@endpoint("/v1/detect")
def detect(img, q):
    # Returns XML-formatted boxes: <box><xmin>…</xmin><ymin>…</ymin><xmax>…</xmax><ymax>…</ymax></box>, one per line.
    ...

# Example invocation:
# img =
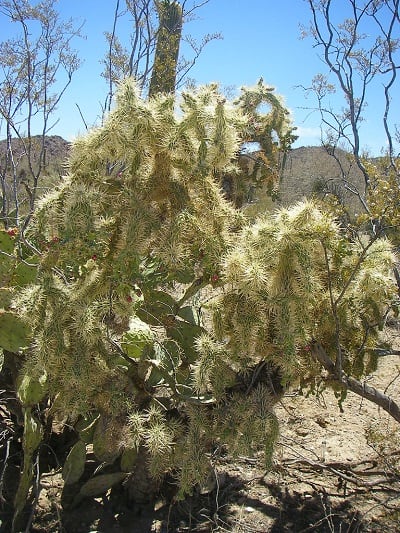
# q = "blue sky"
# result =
<box><xmin>4</xmin><ymin>0</ymin><xmax>399</xmax><ymax>154</ymax></box>
<box><xmin>53</xmin><ymin>0</ymin><xmax>326</xmax><ymax>146</ymax></box>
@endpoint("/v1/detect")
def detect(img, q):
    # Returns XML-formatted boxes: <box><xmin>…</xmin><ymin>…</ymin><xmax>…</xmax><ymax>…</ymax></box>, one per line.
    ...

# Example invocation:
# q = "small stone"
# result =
<box><xmin>296</xmin><ymin>427</ymin><xmax>309</xmax><ymax>437</ymax></box>
<box><xmin>315</xmin><ymin>416</ymin><xmax>328</xmax><ymax>428</ymax></box>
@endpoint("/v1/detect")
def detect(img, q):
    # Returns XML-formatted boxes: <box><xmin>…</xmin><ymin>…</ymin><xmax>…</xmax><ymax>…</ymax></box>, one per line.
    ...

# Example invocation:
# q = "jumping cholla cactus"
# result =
<box><xmin>8</xmin><ymin>78</ymin><xmax>294</xmax><ymax>513</ymax></box>
<box><xmin>8</xmin><ymin>77</ymin><xmax>397</xmax><ymax>522</ymax></box>
<box><xmin>213</xmin><ymin>202</ymin><xmax>397</xmax><ymax>384</ymax></box>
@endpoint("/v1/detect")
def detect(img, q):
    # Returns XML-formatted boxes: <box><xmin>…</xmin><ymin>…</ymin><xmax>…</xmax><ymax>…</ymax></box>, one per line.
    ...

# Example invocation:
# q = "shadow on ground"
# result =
<box><xmin>0</xmin><ymin>465</ymin><xmax>392</xmax><ymax>532</ymax></box>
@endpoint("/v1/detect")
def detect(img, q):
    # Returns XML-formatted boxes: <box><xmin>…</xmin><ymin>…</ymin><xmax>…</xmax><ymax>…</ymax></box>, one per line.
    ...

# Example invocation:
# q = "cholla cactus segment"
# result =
<box><xmin>192</xmin><ymin>333</ymin><xmax>236</xmax><ymax>397</ymax></box>
<box><xmin>149</xmin><ymin>0</ymin><xmax>182</xmax><ymax>96</ymax></box>
<box><xmin>217</xmin><ymin>200</ymin><xmax>397</xmax><ymax>384</ymax></box>
<box><xmin>235</xmin><ymin>77</ymin><xmax>296</xmax><ymax>150</ymax></box>
<box><xmin>62</xmin><ymin>440</ymin><xmax>87</xmax><ymax>485</ymax></box>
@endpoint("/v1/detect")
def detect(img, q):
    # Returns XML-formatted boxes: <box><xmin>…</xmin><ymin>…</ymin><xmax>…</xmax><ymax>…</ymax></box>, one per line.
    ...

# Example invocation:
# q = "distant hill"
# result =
<box><xmin>243</xmin><ymin>145</ymin><xmax>368</xmax><ymax>217</ymax></box>
<box><xmin>0</xmin><ymin>135</ymin><xmax>70</xmax><ymax>223</ymax></box>
<box><xmin>280</xmin><ymin>146</ymin><xmax>367</xmax><ymax>214</ymax></box>
<box><xmin>0</xmin><ymin>135</ymin><xmax>70</xmax><ymax>177</ymax></box>
<box><xmin>40</xmin><ymin>135</ymin><xmax>71</xmax><ymax>168</ymax></box>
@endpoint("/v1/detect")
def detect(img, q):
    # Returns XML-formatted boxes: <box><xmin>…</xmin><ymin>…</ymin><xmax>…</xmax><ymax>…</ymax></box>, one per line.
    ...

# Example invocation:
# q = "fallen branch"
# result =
<box><xmin>279</xmin><ymin>437</ymin><xmax>399</xmax><ymax>489</ymax></box>
<box><xmin>281</xmin><ymin>457</ymin><xmax>398</xmax><ymax>488</ymax></box>
<box><xmin>374</xmin><ymin>348</ymin><xmax>400</xmax><ymax>357</ymax></box>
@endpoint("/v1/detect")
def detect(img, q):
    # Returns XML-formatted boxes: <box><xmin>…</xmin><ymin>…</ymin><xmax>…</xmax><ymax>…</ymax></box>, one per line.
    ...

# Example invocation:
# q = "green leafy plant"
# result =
<box><xmin>0</xmin><ymin>228</ymin><xmax>37</xmax><ymax>354</ymax></box>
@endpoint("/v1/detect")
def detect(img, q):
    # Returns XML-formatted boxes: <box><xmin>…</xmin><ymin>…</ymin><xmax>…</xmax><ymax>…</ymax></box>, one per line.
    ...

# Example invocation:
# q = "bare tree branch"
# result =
<box><xmin>304</xmin><ymin>0</ymin><xmax>400</xmax><ymax>187</ymax></box>
<box><xmin>0</xmin><ymin>0</ymin><xmax>82</xmax><ymax>231</ymax></box>
<box><xmin>311</xmin><ymin>340</ymin><xmax>400</xmax><ymax>424</ymax></box>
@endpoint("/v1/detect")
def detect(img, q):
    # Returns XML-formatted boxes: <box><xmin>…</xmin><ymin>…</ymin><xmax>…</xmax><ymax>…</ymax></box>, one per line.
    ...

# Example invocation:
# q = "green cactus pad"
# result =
<box><xmin>0</xmin><ymin>254</ymin><xmax>15</xmax><ymax>285</ymax></box>
<box><xmin>160</xmin><ymin>339</ymin><xmax>182</xmax><ymax>370</ymax></box>
<box><xmin>136</xmin><ymin>290</ymin><xmax>178</xmax><ymax>326</ymax></box>
<box><xmin>121</xmin><ymin>316</ymin><xmax>154</xmax><ymax>358</ymax></box>
<box><xmin>13</xmin><ymin>408</ymin><xmax>43</xmax><ymax>531</ymax></box>
<box><xmin>13</xmin><ymin>256</ymin><xmax>39</xmax><ymax>287</ymax></box>
<box><xmin>62</xmin><ymin>440</ymin><xmax>87</xmax><ymax>485</ymax></box>
<box><xmin>146</xmin><ymin>362</ymin><xmax>166</xmax><ymax>387</ymax></box>
<box><xmin>0</xmin><ymin>230</ymin><xmax>15</xmax><ymax>254</ymax></box>
<box><xmin>175</xmin><ymin>365</ymin><xmax>191</xmax><ymax>385</ymax></box>
<box><xmin>76</xmin><ymin>414</ymin><xmax>100</xmax><ymax>444</ymax></box>
<box><xmin>177</xmin><ymin>305</ymin><xmax>198</xmax><ymax>325</ymax></box>
<box><xmin>167</xmin><ymin>319</ymin><xmax>206</xmax><ymax>363</ymax></box>
<box><xmin>92</xmin><ymin>416</ymin><xmax>123</xmax><ymax>463</ymax></box>
<box><xmin>0</xmin><ymin>311</ymin><xmax>31</xmax><ymax>352</ymax></box>
<box><xmin>23</xmin><ymin>408</ymin><xmax>43</xmax><ymax>455</ymax></box>
<box><xmin>174</xmin><ymin>268</ymin><xmax>195</xmax><ymax>284</ymax></box>
<box><xmin>120</xmin><ymin>447</ymin><xmax>138</xmax><ymax>472</ymax></box>
<box><xmin>79</xmin><ymin>472</ymin><xmax>127</xmax><ymax>498</ymax></box>
<box><xmin>0</xmin><ymin>288</ymin><xmax>13</xmax><ymax>309</ymax></box>
<box><xmin>17</xmin><ymin>371</ymin><xmax>47</xmax><ymax>406</ymax></box>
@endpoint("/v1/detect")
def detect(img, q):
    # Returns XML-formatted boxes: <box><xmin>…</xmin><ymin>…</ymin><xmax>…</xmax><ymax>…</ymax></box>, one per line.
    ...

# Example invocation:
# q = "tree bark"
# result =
<box><xmin>311</xmin><ymin>340</ymin><xmax>400</xmax><ymax>424</ymax></box>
